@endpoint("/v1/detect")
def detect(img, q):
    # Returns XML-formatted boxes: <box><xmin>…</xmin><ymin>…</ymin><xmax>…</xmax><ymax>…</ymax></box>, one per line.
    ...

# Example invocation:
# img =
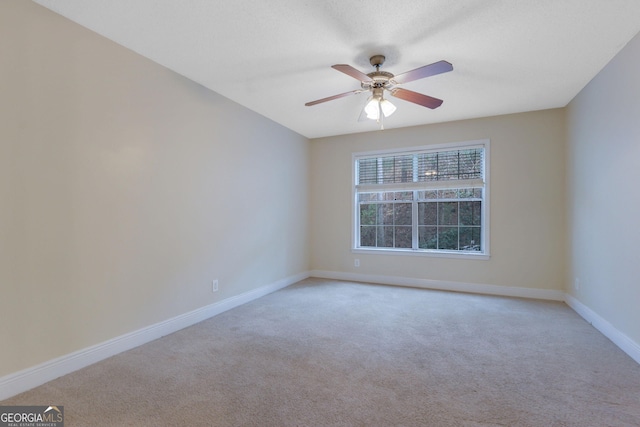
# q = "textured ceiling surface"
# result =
<box><xmin>33</xmin><ymin>0</ymin><xmax>640</xmax><ymax>139</ymax></box>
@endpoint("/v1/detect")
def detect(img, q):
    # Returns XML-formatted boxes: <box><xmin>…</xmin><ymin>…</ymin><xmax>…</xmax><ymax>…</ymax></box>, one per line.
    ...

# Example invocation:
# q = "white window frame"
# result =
<box><xmin>352</xmin><ymin>139</ymin><xmax>490</xmax><ymax>260</ymax></box>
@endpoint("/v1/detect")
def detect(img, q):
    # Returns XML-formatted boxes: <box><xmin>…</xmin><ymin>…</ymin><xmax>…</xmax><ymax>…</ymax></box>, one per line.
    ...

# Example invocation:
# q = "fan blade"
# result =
<box><xmin>390</xmin><ymin>88</ymin><xmax>443</xmax><ymax>109</ymax></box>
<box><xmin>392</xmin><ymin>60</ymin><xmax>453</xmax><ymax>84</ymax></box>
<box><xmin>305</xmin><ymin>90</ymin><xmax>362</xmax><ymax>106</ymax></box>
<box><xmin>331</xmin><ymin>64</ymin><xmax>374</xmax><ymax>83</ymax></box>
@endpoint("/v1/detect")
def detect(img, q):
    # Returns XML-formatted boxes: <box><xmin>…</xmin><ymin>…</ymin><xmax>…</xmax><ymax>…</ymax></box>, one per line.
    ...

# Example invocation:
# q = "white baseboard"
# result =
<box><xmin>0</xmin><ymin>271</ymin><xmax>309</xmax><ymax>401</ymax></box>
<box><xmin>310</xmin><ymin>270</ymin><xmax>565</xmax><ymax>301</ymax></box>
<box><xmin>564</xmin><ymin>294</ymin><xmax>640</xmax><ymax>365</ymax></box>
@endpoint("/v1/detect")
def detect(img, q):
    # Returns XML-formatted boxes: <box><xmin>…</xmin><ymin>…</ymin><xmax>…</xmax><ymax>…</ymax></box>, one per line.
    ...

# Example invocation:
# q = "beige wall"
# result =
<box><xmin>0</xmin><ymin>2</ymin><xmax>309</xmax><ymax>376</ymax></box>
<box><xmin>566</xmin><ymin>32</ymin><xmax>640</xmax><ymax>345</ymax></box>
<box><xmin>310</xmin><ymin>109</ymin><xmax>566</xmax><ymax>292</ymax></box>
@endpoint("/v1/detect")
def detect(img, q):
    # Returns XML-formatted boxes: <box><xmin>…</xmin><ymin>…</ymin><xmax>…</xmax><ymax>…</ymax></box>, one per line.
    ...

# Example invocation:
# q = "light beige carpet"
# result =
<box><xmin>3</xmin><ymin>278</ymin><xmax>640</xmax><ymax>426</ymax></box>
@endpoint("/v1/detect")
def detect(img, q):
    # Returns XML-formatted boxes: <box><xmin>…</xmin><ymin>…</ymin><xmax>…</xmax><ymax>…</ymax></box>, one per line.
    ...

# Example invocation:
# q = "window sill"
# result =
<box><xmin>351</xmin><ymin>247</ymin><xmax>490</xmax><ymax>260</ymax></box>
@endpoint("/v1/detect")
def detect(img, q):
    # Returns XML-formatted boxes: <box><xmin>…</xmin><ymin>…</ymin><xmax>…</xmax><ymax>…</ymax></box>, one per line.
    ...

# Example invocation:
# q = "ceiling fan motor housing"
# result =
<box><xmin>366</xmin><ymin>71</ymin><xmax>394</xmax><ymax>86</ymax></box>
<box><xmin>364</xmin><ymin>55</ymin><xmax>395</xmax><ymax>89</ymax></box>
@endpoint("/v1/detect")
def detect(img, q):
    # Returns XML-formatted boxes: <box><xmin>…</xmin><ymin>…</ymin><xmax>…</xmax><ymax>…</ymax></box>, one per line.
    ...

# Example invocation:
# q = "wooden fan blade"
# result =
<box><xmin>390</xmin><ymin>88</ymin><xmax>443</xmax><ymax>109</ymax></box>
<box><xmin>331</xmin><ymin>64</ymin><xmax>374</xmax><ymax>83</ymax></box>
<box><xmin>392</xmin><ymin>60</ymin><xmax>453</xmax><ymax>84</ymax></box>
<box><xmin>305</xmin><ymin>90</ymin><xmax>362</xmax><ymax>106</ymax></box>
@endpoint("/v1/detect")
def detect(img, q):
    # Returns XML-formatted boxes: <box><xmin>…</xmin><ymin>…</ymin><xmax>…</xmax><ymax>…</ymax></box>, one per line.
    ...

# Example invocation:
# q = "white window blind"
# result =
<box><xmin>356</xmin><ymin>147</ymin><xmax>484</xmax><ymax>187</ymax></box>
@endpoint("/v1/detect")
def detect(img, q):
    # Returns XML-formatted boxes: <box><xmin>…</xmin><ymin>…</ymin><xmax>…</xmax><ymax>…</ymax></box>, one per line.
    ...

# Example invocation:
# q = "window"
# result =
<box><xmin>353</xmin><ymin>140</ymin><xmax>489</xmax><ymax>258</ymax></box>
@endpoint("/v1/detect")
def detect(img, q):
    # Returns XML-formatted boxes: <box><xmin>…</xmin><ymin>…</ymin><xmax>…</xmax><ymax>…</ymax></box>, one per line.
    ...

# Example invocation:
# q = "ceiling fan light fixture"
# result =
<box><xmin>380</xmin><ymin>98</ymin><xmax>396</xmax><ymax>117</ymax></box>
<box><xmin>364</xmin><ymin>96</ymin><xmax>381</xmax><ymax>120</ymax></box>
<box><xmin>364</xmin><ymin>92</ymin><xmax>396</xmax><ymax>121</ymax></box>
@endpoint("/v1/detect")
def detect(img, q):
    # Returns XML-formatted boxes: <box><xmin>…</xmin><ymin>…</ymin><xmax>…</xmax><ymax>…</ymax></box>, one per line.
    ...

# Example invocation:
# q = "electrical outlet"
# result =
<box><xmin>212</xmin><ymin>279</ymin><xmax>219</xmax><ymax>292</ymax></box>
<box><xmin>574</xmin><ymin>278</ymin><xmax>580</xmax><ymax>291</ymax></box>
<box><xmin>354</xmin><ymin>259</ymin><xmax>360</xmax><ymax>267</ymax></box>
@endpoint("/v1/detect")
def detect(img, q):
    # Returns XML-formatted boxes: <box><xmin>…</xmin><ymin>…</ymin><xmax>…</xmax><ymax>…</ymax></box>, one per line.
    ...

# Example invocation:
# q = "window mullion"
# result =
<box><xmin>412</xmin><ymin>156</ymin><xmax>418</xmax><ymax>250</ymax></box>
<box><xmin>457</xmin><ymin>201</ymin><xmax>461</xmax><ymax>250</ymax></box>
<box><xmin>412</xmin><ymin>193</ymin><xmax>418</xmax><ymax>250</ymax></box>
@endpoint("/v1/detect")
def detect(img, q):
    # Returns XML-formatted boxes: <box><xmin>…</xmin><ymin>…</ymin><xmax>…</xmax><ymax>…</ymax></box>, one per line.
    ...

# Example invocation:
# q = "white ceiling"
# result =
<box><xmin>33</xmin><ymin>0</ymin><xmax>640</xmax><ymax>139</ymax></box>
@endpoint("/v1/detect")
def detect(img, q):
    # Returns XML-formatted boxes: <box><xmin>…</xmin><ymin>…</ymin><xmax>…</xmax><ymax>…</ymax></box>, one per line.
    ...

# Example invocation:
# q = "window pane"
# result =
<box><xmin>417</xmin><ymin>148</ymin><xmax>483</xmax><ymax>182</ymax></box>
<box><xmin>378</xmin><ymin>204</ymin><xmax>394</xmax><ymax>225</ymax></box>
<box><xmin>417</xmin><ymin>153</ymin><xmax>439</xmax><ymax>181</ymax></box>
<box><xmin>379</xmin><ymin>191</ymin><xmax>413</xmax><ymax>201</ymax></box>
<box><xmin>395</xmin><ymin>203</ymin><xmax>412</xmax><ymax>225</ymax></box>
<box><xmin>459</xmin><ymin>189</ymin><xmax>474</xmax><ymax>198</ymax></box>
<box><xmin>417</xmin><ymin>190</ymin><xmax>438</xmax><ymax>200</ymax></box>
<box><xmin>459</xmin><ymin>201</ymin><xmax>481</xmax><ymax>226</ymax></box>
<box><xmin>380</xmin><ymin>158</ymin><xmax>395</xmax><ymax>183</ymax></box>
<box><xmin>378</xmin><ymin>226</ymin><xmax>394</xmax><ymax>248</ymax></box>
<box><xmin>418</xmin><ymin>226</ymin><xmax>437</xmax><ymax>249</ymax></box>
<box><xmin>458</xmin><ymin>188</ymin><xmax>483</xmax><ymax>199</ymax></box>
<box><xmin>381</xmin><ymin>155</ymin><xmax>413</xmax><ymax>184</ymax></box>
<box><xmin>395</xmin><ymin>226</ymin><xmax>413</xmax><ymax>248</ymax></box>
<box><xmin>438</xmin><ymin>189</ymin><xmax>458</xmax><ymax>199</ymax></box>
<box><xmin>438</xmin><ymin>227</ymin><xmax>459</xmax><ymax>250</ymax></box>
<box><xmin>459</xmin><ymin>149</ymin><xmax>483</xmax><ymax>179</ymax></box>
<box><xmin>360</xmin><ymin>226</ymin><xmax>376</xmax><ymax>247</ymax></box>
<box><xmin>438</xmin><ymin>153</ymin><xmax>459</xmax><ymax>180</ymax></box>
<box><xmin>358</xmin><ymin>193</ymin><xmax>379</xmax><ymax>202</ymax></box>
<box><xmin>438</xmin><ymin>202</ymin><xmax>458</xmax><ymax>225</ymax></box>
<box><xmin>394</xmin><ymin>191</ymin><xmax>413</xmax><ymax>201</ymax></box>
<box><xmin>358</xmin><ymin>158</ymin><xmax>378</xmax><ymax>184</ymax></box>
<box><xmin>460</xmin><ymin>227</ymin><xmax>481</xmax><ymax>251</ymax></box>
<box><xmin>360</xmin><ymin>204</ymin><xmax>376</xmax><ymax>226</ymax></box>
<box><xmin>418</xmin><ymin>202</ymin><xmax>437</xmax><ymax>225</ymax></box>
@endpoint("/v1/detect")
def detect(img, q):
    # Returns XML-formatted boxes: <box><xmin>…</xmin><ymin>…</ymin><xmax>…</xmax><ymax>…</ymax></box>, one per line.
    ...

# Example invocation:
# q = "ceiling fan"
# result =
<box><xmin>305</xmin><ymin>55</ymin><xmax>453</xmax><ymax>124</ymax></box>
